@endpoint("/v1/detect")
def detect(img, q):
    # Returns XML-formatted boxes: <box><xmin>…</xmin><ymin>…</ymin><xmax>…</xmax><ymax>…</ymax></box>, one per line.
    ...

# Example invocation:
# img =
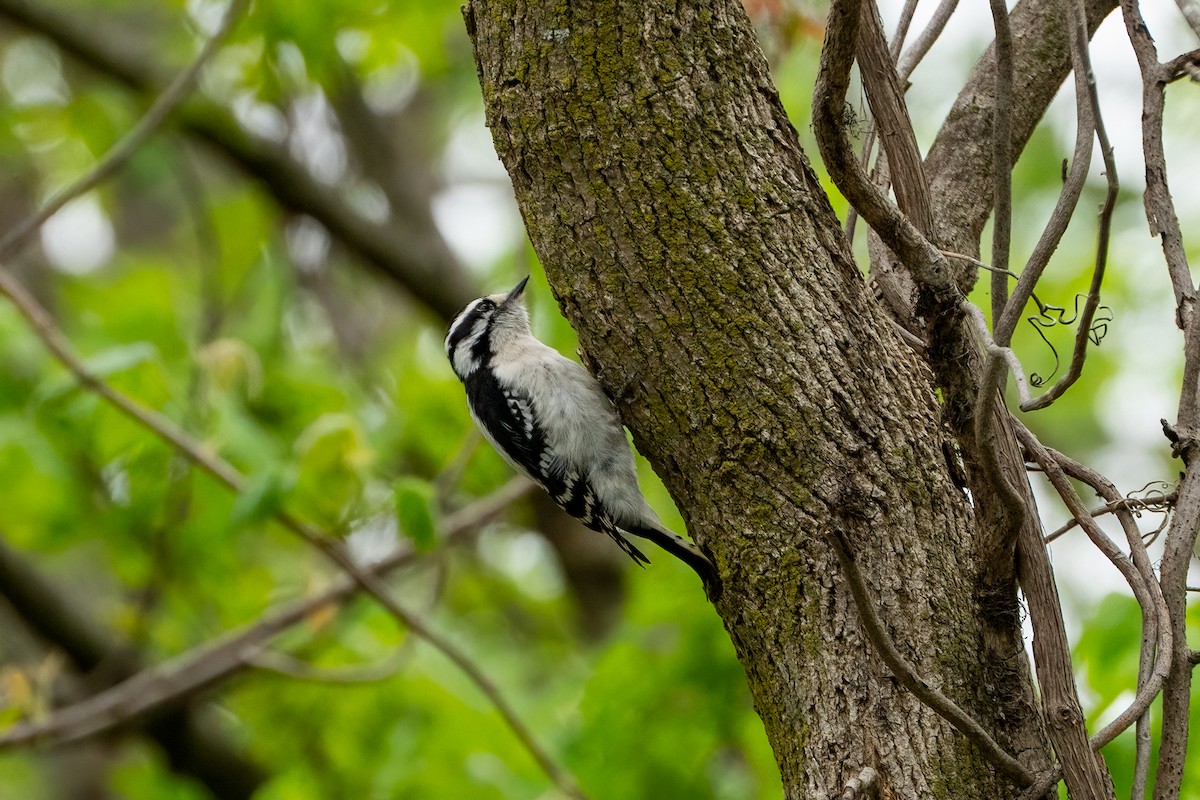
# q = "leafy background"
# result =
<box><xmin>0</xmin><ymin>0</ymin><xmax>1195</xmax><ymax>797</ymax></box>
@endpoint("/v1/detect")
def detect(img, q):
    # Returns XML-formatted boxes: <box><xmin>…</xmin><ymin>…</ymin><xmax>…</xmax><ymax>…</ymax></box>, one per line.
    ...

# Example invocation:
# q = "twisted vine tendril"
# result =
<box><xmin>1027</xmin><ymin>293</ymin><xmax>1114</xmax><ymax>386</ymax></box>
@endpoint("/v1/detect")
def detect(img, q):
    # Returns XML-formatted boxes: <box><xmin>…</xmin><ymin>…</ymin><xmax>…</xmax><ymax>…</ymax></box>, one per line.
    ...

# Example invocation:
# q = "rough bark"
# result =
<box><xmin>467</xmin><ymin>1</ymin><xmax>1046</xmax><ymax>796</ymax></box>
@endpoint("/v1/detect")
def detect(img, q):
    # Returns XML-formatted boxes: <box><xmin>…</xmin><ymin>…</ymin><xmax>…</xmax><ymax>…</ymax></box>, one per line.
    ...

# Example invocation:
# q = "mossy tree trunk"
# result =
<box><xmin>467</xmin><ymin>1</ymin><xmax>1050</xmax><ymax>796</ymax></box>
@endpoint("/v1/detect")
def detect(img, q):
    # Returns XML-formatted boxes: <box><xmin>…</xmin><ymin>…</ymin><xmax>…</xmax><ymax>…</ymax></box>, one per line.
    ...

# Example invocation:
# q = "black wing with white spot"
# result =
<box><xmin>465</xmin><ymin>369</ymin><xmax>547</xmax><ymax>480</ymax></box>
<box><xmin>463</xmin><ymin>370</ymin><xmax>650</xmax><ymax>567</ymax></box>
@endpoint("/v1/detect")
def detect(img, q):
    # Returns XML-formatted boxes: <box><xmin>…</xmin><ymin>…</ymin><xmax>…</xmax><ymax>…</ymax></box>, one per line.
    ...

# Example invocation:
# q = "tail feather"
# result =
<box><xmin>610</xmin><ymin>529</ymin><xmax>651</xmax><ymax>567</ymax></box>
<box><xmin>622</xmin><ymin>521</ymin><xmax>721</xmax><ymax>598</ymax></box>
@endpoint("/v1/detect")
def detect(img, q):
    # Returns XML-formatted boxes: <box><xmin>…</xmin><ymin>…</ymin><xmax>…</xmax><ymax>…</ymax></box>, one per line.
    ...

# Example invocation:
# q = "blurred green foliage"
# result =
<box><xmin>0</xmin><ymin>0</ymin><xmax>1195</xmax><ymax>797</ymax></box>
<box><xmin>0</xmin><ymin>0</ymin><xmax>783</xmax><ymax>797</ymax></box>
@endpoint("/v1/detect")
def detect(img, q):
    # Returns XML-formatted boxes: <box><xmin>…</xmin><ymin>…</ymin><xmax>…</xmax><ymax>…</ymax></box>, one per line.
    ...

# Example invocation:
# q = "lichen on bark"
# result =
<box><xmin>466</xmin><ymin>1</ymin><xmax>1048</xmax><ymax>796</ymax></box>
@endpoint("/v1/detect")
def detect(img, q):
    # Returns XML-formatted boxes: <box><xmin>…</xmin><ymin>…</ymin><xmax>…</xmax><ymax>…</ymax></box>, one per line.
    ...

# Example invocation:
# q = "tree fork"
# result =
<box><xmin>466</xmin><ymin>1</ymin><xmax>1047</xmax><ymax>796</ymax></box>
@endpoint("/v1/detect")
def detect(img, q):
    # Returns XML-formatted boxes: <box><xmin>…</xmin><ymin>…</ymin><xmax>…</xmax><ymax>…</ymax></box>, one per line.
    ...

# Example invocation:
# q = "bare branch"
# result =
<box><xmin>1017</xmin><ymin>425</ymin><xmax>1172</xmax><ymax>714</ymax></box>
<box><xmin>1162</xmin><ymin>48</ymin><xmax>1200</xmax><ymax>82</ymax></box>
<box><xmin>1016</xmin><ymin>3</ymin><xmax>1118</xmax><ymax>411</ymax></box>
<box><xmin>813</xmin><ymin>0</ymin><xmax>953</xmax><ymax>282</ymax></box>
<box><xmin>0</xmin><ymin>532</ymin><xmax>266</xmax><ymax>797</ymax></box>
<box><xmin>0</xmin><ymin>255</ymin><xmax>581</xmax><ymax>796</ymax></box>
<box><xmin>0</xmin><ymin>0</ymin><xmax>479</xmax><ymax>320</ymax></box>
<box><xmin>925</xmin><ymin>0</ymin><xmax>1116</xmax><ymax>260</ymax></box>
<box><xmin>993</xmin><ymin>10</ymin><xmax>1097</xmax><ymax>348</ymax></box>
<box><xmin>987</xmin><ymin>0</ymin><xmax>1015</xmax><ymax>321</ymax></box>
<box><xmin>1003</xmin><ymin>450</ymin><xmax>1115</xmax><ymax>796</ymax></box>
<box><xmin>1154</xmin><ymin>433</ymin><xmax>1200</xmax><ymax>795</ymax></box>
<box><xmin>889</xmin><ymin>0</ymin><xmax>920</xmax><ymax>57</ymax></box>
<box><xmin>1119</xmin><ymin>0</ymin><xmax>1194</xmax><ymax>323</ymax></box>
<box><xmin>1173</xmin><ymin>0</ymin><xmax>1200</xmax><ymax>43</ymax></box>
<box><xmin>1113</xmin><ymin>6</ymin><xmax>1200</xmax><ymax>795</ymax></box>
<box><xmin>1044</xmin><ymin>445</ymin><xmax>1172</xmax><ymax>800</ymax></box>
<box><xmin>823</xmin><ymin>527</ymin><xmax>1036</xmax><ymax>786</ymax></box>
<box><xmin>0</xmin><ymin>480</ymin><xmax>530</xmax><ymax>748</ymax></box>
<box><xmin>249</xmin><ymin>648</ymin><xmax>412</xmax><ymax>684</ymax></box>
<box><xmin>856</xmin><ymin>0</ymin><xmax>933</xmax><ymax>233</ymax></box>
<box><xmin>896</xmin><ymin>0</ymin><xmax>961</xmax><ymax>81</ymax></box>
<box><xmin>0</xmin><ymin>0</ymin><xmax>249</xmax><ymax>260</ymax></box>
<box><xmin>1043</xmin><ymin>489</ymin><xmax>1176</xmax><ymax>544</ymax></box>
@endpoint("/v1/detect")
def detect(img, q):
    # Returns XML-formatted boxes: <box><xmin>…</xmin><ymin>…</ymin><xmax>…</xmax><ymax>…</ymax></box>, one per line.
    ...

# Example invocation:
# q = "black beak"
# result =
<box><xmin>503</xmin><ymin>276</ymin><xmax>530</xmax><ymax>304</ymax></box>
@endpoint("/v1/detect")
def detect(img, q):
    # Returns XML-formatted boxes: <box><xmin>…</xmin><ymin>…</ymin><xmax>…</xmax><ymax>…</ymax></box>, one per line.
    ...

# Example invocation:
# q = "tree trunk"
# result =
<box><xmin>466</xmin><ymin>1</ymin><xmax>1048</xmax><ymax>796</ymax></box>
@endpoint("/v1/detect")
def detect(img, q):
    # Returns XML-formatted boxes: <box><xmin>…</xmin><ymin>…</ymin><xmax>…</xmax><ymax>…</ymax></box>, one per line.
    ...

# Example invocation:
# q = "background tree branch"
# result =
<box><xmin>0</xmin><ymin>0</ymin><xmax>477</xmax><ymax>320</ymax></box>
<box><xmin>0</xmin><ymin>532</ymin><xmax>266</xmax><ymax>799</ymax></box>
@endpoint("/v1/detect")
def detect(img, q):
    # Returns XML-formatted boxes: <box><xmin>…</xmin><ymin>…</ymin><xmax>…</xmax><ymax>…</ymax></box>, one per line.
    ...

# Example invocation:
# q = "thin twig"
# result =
<box><xmin>0</xmin><ymin>269</ymin><xmax>580</xmax><ymax>796</ymax></box>
<box><xmin>0</xmin><ymin>529</ymin><xmax>267</xmax><ymax>793</ymax></box>
<box><xmin>987</xmin><ymin>423</ymin><xmax>1114</xmax><ymax>797</ymax></box>
<box><xmin>987</xmin><ymin>0</ymin><xmax>1014</xmax><ymax>322</ymax></box>
<box><xmin>0</xmin><ymin>0</ymin><xmax>250</xmax><ymax>261</ymax></box>
<box><xmin>1120</xmin><ymin>2</ymin><xmax>1200</xmax><ymax>795</ymax></box>
<box><xmin>1017</xmin><ymin>0</ymin><xmax>1118</xmax><ymax>411</ymax></box>
<box><xmin>889</xmin><ymin>0</ymin><xmax>920</xmax><ymax>58</ymax></box>
<box><xmin>0</xmin><ymin>480</ymin><xmax>531</xmax><ymax>748</ymax></box>
<box><xmin>1162</xmin><ymin>48</ymin><xmax>1200</xmax><ymax>82</ymax></box>
<box><xmin>250</xmin><ymin>647</ymin><xmax>412</xmax><ymax>685</ymax></box>
<box><xmin>896</xmin><ymin>0</ymin><xmax>961</xmax><ymax>81</ymax></box>
<box><xmin>1043</xmin><ymin>491</ymin><xmax>1176</xmax><ymax>544</ymax></box>
<box><xmin>1015</xmin><ymin>423</ymin><xmax>1173</xmax><ymax>800</ymax></box>
<box><xmin>1120</xmin><ymin>0</ymin><xmax>1194</xmax><ymax>321</ymax></box>
<box><xmin>0</xmin><ymin>0</ymin><xmax>479</xmax><ymax>320</ymax></box>
<box><xmin>1151</xmin><ymin>411</ymin><xmax>1200</xmax><ymax>797</ymax></box>
<box><xmin>1043</xmin><ymin>442</ymin><xmax>1171</xmax><ymax>800</ymax></box>
<box><xmin>812</xmin><ymin>0</ymin><xmax>953</xmax><ymax>295</ymax></box>
<box><xmin>992</xmin><ymin>0</ymin><xmax>1097</xmax><ymax>348</ymax></box>
<box><xmin>1175</xmin><ymin>0</ymin><xmax>1200</xmax><ymax>39</ymax></box>
<box><xmin>823</xmin><ymin>527</ymin><xmax>1035</xmax><ymax>786</ymax></box>
<box><xmin>856</xmin><ymin>0</ymin><xmax>933</xmax><ymax>234</ymax></box>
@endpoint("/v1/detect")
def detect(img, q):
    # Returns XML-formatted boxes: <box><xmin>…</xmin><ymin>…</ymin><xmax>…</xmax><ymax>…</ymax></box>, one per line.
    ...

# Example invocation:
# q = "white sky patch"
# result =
<box><xmin>285</xmin><ymin>215</ymin><xmax>331</xmax><ymax>274</ymax></box>
<box><xmin>434</xmin><ymin>118</ymin><xmax>523</xmax><ymax>268</ymax></box>
<box><xmin>335</xmin><ymin>29</ymin><xmax>371</xmax><ymax>65</ymax></box>
<box><xmin>41</xmin><ymin>196</ymin><xmax>114</xmax><ymax>275</ymax></box>
<box><xmin>443</xmin><ymin>117</ymin><xmax>512</xmax><ymax>184</ymax></box>
<box><xmin>185</xmin><ymin>0</ymin><xmax>227</xmax><ymax>37</ymax></box>
<box><xmin>348</xmin><ymin>180</ymin><xmax>391</xmax><ymax>224</ymax></box>
<box><xmin>346</xmin><ymin>515</ymin><xmax>401</xmax><ymax>567</ymax></box>
<box><xmin>231</xmin><ymin>93</ymin><xmax>288</xmax><ymax>142</ymax></box>
<box><xmin>2</xmin><ymin>38</ymin><xmax>69</xmax><ymax>107</ymax></box>
<box><xmin>363</xmin><ymin>47</ymin><xmax>421</xmax><ymax>114</ymax></box>
<box><xmin>433</xmin><ymin>183</ymin><xmax>524</xmax><ymax>270</ymax></box>
<box><xmin>288</xmin><ymin>91</ymin><xmax>348</xmax><ymax>185</ymax></box>
<box><xmin>477</xmin><ymin>528</ymin><xmax>565</xmax><ymax>601</ymax></box>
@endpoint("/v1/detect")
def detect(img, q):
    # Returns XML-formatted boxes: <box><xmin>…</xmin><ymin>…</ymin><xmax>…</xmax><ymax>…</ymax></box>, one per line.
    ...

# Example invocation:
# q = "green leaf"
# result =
<box><xmin>394</xmin><ymin>477</ymin><xmax>438</xmax><ymax>552</ymax></box>
<box><xmin>292</xmin><ymin>413</ymin><xmax>371</xmax><ymax>526</ymax></box>
<box><xmin>230</xmin><ymin>468</ymin><xmax>295</xmax><ymax>528</ymax></box>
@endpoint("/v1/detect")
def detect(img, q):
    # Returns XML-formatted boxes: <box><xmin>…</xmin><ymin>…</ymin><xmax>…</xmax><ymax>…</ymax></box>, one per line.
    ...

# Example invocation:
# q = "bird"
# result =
<box><xmin>444</xmin><ymin>277</ymin><xmax>720</xmax><ymax>597</ymax></box>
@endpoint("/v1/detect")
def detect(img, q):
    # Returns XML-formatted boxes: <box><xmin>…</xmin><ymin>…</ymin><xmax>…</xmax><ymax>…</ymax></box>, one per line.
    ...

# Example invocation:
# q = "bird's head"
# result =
<box><xmin>444</xmin><ymin>276</ymin><xmax>530</xmax><ymax>379</ymax></box>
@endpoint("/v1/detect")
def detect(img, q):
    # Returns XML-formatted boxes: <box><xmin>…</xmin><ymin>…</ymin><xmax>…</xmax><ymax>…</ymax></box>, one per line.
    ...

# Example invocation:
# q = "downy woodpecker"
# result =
<box><xmin>445</xmin><ymin>278</ymin><xmax>719</xmax><ymax>595</ymax></box>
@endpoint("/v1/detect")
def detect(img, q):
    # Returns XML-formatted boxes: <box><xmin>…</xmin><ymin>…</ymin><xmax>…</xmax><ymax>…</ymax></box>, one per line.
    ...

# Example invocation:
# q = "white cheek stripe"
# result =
<box><xmin>453</xmin><ymin>347</ymin><xmax>478</xmax><ymax>377</ymax></box>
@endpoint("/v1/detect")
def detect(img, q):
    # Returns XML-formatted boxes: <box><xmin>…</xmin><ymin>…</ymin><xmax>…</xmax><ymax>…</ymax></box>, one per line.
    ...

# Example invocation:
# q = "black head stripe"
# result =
<box><xmin>445</xmin><ymin>299</ymin><xmax>491</xmax><ymax>358</ymax></box>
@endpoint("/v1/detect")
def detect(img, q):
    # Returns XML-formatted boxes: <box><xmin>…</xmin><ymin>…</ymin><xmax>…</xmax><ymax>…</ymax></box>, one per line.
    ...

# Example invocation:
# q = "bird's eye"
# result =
<box><xmin>478</xmin><ymin>300</ymin><xmax>496</xmax><ymax>312</ymax></box>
